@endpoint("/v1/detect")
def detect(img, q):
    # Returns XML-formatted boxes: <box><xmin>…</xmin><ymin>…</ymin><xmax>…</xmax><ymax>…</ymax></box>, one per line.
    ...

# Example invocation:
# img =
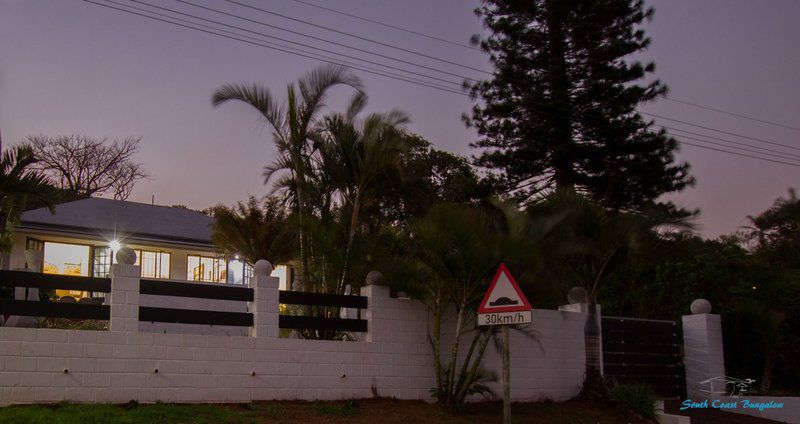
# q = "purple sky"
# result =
<box><xmin>2</xmin><ymin>0</ymin><xmax>799</xmax><ymax>238</ymax></box>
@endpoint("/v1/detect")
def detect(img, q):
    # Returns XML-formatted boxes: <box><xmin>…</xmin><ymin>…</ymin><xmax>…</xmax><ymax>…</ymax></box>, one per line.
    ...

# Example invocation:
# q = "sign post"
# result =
<box><xmin>478</xmin><ymin>263</ymin><xmax>531</xmax><ymax>424</ymax></box>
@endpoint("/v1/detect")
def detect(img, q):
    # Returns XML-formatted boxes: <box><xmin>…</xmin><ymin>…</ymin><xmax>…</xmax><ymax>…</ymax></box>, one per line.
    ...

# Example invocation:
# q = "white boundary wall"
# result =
<box><xmin>0</xmin><ymin>264</ymin><xmax>586</xmax><ymax>405</ymax></box>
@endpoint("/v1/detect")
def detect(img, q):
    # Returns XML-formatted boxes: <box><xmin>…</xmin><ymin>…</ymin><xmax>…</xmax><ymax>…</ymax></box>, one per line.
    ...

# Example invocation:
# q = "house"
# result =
<box><xmin>3</xmin><ymin>197</ymin><xmax>289</xmax><ymax>299</ymax></box>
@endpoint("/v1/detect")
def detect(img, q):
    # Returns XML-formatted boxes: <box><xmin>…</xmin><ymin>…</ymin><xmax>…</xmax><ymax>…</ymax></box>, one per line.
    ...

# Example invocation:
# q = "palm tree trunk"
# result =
<box><xmin>339</xmin><ymin>189</ymin><xmax>362</xmax><ymax>294</ymax></box>
<box><xmin>582</xmin><ymin>301</ymin><xmax>606</xmax><ymax>399</ymax></box>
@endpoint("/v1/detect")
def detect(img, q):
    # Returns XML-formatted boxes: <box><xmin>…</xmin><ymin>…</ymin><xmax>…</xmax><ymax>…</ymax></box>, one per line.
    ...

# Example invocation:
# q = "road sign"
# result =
<box><xmin>478</xmin><ymin>263</ymin><xmax>532</xmax><ymax>327</ymax></box>
<box><xmin>477</xmin><ymin>263</ymin><xmax>531</xmax><ymax>424</ymax></box>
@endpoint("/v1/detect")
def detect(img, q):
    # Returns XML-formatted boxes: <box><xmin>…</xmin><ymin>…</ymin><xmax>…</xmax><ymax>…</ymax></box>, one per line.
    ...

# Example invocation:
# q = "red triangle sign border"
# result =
<box><xmin>477</xmin><ymin>262</ymin><xmax>532</xmax><ymax>314</ymax></box>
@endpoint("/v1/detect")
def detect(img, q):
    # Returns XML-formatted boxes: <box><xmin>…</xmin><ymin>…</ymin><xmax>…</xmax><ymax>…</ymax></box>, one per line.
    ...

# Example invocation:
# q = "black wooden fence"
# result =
<box><xmin>0</xmin><ymin>270</ymin><xmax>110</xmax><ymax>320</ymax></box>
<box><xmin>279</xmin><ymin>291</ymin><xmax>368</xmax><ymax>333</ymax></box>
<box><xmin>138</xmin><ymin>279</ymin><xmax>254</xmax><ymax>326</ymax></box>
<box><xmin>2</xmin><ymin>270</ymin><xmax>370</xmax><ymax>333</ymax></box>
<box><xmin>602</xmin><ymin>316</ymin><xmax>686</xmax><ymax>398</ymax></box>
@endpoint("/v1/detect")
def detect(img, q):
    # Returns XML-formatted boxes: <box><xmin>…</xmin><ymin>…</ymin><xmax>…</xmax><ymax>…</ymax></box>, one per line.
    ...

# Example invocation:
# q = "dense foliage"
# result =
<box><xmin>466</xmin><ymin>0</ymin><xmax>692</xmax><ymax>210</ymax></box>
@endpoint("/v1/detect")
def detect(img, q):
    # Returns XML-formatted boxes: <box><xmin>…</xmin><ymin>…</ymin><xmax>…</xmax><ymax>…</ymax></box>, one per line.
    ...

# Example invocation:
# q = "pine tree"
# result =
<box><xmin>466</xmin><ymin>0</ymin><xmax>693</xmax><ymax>211</ymax></box>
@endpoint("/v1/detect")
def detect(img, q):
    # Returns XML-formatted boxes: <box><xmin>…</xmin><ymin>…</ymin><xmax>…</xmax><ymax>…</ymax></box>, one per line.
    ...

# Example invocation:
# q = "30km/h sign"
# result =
<box><xmin>477</xmin><ymin>263</ymin><xmax>532</xmax><ymax>326</ymax></box>
<box><xmin>477</xmin><ymin>263</ymin><xmax>531</xmax><ymax>424</ymax></box>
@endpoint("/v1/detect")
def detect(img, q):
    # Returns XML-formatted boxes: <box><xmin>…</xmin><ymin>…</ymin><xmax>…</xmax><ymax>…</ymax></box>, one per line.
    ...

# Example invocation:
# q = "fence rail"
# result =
<box><xmin>138</xmin><ymin>306</ymin><xmax>253</xmax><ymax>327</ymax></box>
<box><xmin>279</xmin><ymin>291</ymin><xmax>368</xmax><ymax>333</ymax></box>
<box><xmin>140</xmin><ymin>279</ymin><xmax>253</xmax><ymax>301</ymax></box>
<box><xmin>0</xmin><ymin>299</ymin><xmax>109</xmax><ymax>320</ymax></box>
<box><xmin>0</xmin><ymin>269</ymin><xmax>110</xmax><ymax>293</ymax></box>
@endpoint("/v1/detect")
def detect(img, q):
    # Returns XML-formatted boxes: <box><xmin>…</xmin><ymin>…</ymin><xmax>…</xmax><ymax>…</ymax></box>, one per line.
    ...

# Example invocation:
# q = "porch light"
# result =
<box><xmin>109</xmin><ymin>239</ymin><xmax>122</xmax><ymax>252</ymax></box>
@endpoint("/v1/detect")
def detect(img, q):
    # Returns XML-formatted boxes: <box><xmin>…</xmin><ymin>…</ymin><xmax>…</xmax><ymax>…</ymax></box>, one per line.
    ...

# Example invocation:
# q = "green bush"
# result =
<box><xmin>312</xmin><ymin>400</ymin><xmax>358</xmax><ymax>417</ymax></box>
<box><xmin>609</xmin><ymin>384</ymin><xmax>656</xmax><ymax>419</ymax></box>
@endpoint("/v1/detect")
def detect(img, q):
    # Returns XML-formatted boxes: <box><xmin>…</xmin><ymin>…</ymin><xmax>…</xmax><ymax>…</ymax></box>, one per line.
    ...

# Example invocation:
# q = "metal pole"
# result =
<box><xmin>502</xmin><ymin>325</ymin><xmax>510</xmax><ymax>424</ymax></box>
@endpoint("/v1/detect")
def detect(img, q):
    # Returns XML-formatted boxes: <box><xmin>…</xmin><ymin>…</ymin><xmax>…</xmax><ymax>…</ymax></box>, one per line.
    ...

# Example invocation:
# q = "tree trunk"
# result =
<box><xmin>581</xmin><ymin>301</ymin><xmax>606</xmax><ymax>399</ymax></box>
<box><xmin>339</xmin><ymin>188</ymin><xmax>362</xmax><ymax>293</ymax></box>
<box><xmin>544</xmin><ymin>0</ymin><xmax>574</xmax><ymax>190</ymax></box>
<box><xmin>761</xmin><ymin>350</ymin><xmax>772</xmax><ymax>394</ymax></box>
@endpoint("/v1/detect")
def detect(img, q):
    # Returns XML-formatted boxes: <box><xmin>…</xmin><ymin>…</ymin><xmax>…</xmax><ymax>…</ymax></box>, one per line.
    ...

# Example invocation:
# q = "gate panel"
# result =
<box><xmin>602</xmin><ymin>316</ymin><xmax>686</xmax><ymax>398</ymax></box>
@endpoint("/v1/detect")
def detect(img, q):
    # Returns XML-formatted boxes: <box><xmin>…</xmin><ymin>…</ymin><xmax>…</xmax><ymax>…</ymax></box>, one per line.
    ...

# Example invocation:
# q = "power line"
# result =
<box><xmin>80</xmin><ymin>1</ymin><xmax>800</xmax><ymax>170</ymax></box>
<box><xmin>664</xmin><ymin>96</ymin><xmax>800</xmax><ymax>132</ymax></box>
<box><xmin>222</xmin><ymin>0</ymin><xmax>492</xmax><ymax>76</ymax></box>
<box><xmin>288</xmin><ymin>0</ymin><xmax>480</xmax><ymax>51</ymax></box>
<box><xmin>171</xmin><ymin>0</ymin><xmax>800</xmax><ymax>155</ymax></box>
<box><xmin>669</xmin><ymin>131</ymin><xmax>800</xmax><ymax>164</ymax></box>
<box><xmin>679</xmin><ymin>141</ymin><xmax>800</xmax><ymax>168</ymax></box>
<box><xmin>131</xmin><ymin>0</ymin><xmax>468</xmax><ymax>86</ymax></box>
<box><xmin>642</xmin><ymin>111</ymin><xmax>800</xmax><ymax>153</ymax></box>
<box><xmin>104</xmin><ymin>0</ymin><xmax>461</xmax><ymax>92</ymax></box>
<box><xmin>81</xmin><ymin>0</ymin><xmax>467</xmax><ymax>96</ymax></box>
<box><xmin>662</xmin><ymin>126</ymin><xmax>800</xmax><ymax>161</ymax></box>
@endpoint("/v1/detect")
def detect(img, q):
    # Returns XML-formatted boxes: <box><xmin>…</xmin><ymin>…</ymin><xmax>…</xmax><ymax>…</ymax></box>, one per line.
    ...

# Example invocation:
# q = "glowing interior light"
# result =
<box><xmin>109</xmin><ymin>240</ymin><xmax>121</xmax><ymax>252</ymax></box>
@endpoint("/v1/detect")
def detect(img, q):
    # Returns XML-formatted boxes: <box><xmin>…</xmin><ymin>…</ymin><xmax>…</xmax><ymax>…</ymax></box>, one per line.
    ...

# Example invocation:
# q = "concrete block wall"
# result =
<box><xmin>0</xmin><ymin>263</ymin><xmax>588</xmax><ymax>405</ymax></box>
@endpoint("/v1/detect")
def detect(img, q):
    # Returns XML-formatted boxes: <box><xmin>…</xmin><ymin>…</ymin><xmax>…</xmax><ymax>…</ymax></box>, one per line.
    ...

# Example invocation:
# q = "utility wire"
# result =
<box><xmin>223</xmin><ymin>0</ymin><xmax>492</xmax><ymax>76</ymax></box>
<box><xmin>679</xmin><ymin>141</ymin><xmax>800</xmax><ymax>168</ymax></box>
<box><xmin>669</xmin><ymin>131</ymin><xmax>800</xmax><ymax>164</ymax></box>
<box><xmin>664</xmin><ymin>96</ymin><xmax>800</xmax><ymax>132</ymax></box>
<box><xmin>288</xmin><ymin>0</ymin><xmax>480</xmax><ymax>51</ymax></box>
<box><xmin>81</xmin><ymin>0</ymin><xmax>467</xmax><ymax>96</ymax></box>
<box><xmin>290</xmin><ymin>0</ymin><xmax>800</xmax><ymax>133</ymax></box>
<box><xmin>641</xmin><ymin>111</ymin><xmax>800</xmax><ymax>153</ymax></box>
<box><xmin>179</xmin><ymin>0</ymin><xmax>800</xmax><ymax>154</ymax></box>
<box><xmin>130</xmin><ymin>0</ymin><xmax>466</xmax><ymax>86</ymax></box>
<box><xmin>104</xmin><ymin>0</ymin><xmax>460</xmax><ymax>92</ymax></box>
<box><xmin>80</xmin><ymin>0</ymin><xmax>800</xmax><ymax>169</ymax></box>
<box><xmin>662</xmin><ymin>126</ymin><xmax>800</xmax><ymax>161</ymax></box>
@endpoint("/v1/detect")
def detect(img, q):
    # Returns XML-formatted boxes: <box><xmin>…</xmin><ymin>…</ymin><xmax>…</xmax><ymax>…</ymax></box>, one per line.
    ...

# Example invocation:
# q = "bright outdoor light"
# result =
<box><xmin>109</xmin><ymin>240</ymin><xmax>121</xmax><ymax>252</ymax></box>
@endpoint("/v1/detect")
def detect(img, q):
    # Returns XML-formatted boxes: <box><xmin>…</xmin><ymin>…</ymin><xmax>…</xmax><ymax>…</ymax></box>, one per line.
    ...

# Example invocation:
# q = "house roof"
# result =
<box><xmin>18</xmin><ymin>198</ymin><xmax>214</xmax><ymax>247</ymax></box>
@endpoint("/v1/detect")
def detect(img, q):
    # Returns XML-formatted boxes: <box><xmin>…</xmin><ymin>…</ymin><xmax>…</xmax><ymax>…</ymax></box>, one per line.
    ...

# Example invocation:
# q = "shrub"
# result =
<box><xmin>609</xmin><ymin>384</ymin><xmax>656</xmax><ymax>419</ymax></box>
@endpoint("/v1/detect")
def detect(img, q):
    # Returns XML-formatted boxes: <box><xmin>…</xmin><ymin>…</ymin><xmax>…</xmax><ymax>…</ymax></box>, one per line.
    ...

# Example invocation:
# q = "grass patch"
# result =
<box><xmin>312</xmin><ymin>400</ymin><xmax>359</xmax><ymax>417</ymax></box>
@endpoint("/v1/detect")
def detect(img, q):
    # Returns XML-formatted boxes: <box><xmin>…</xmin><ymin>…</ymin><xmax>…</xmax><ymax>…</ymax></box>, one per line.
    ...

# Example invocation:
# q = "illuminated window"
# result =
<box><xmin>226</xmin><ymin>259</ymin><xmax>253</xmax><ymax>285</ymax></box>
<box><xmin>43</xmin><ymin>242</ymin><xmax>90</xmax><ymax>298</ymax></box>
<box><xmin>93</xmin><ymin>246</ymin><xmax>112</xmax><ymax>278</ymax></box>
<box><xmin>140</xmin><ymin>250</ymin><xmax>170</xmax><ymax>279</ymax></box>
<box><xmin>187</xmin><ymin>255</ymin><xmax>227</xmax><ymax>283</ymax></box>
<box><xmin>92</xmin><ymin>247</ymin><xmax>170</xmax><ymax>279</ymax></box>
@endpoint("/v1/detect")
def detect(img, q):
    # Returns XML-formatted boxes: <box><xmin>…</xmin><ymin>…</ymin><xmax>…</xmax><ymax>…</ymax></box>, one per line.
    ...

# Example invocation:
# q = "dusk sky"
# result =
<box><xmin>2</xmin><ymin>0</ymin><xmax>799</xmax><ymax>238</ymax></box>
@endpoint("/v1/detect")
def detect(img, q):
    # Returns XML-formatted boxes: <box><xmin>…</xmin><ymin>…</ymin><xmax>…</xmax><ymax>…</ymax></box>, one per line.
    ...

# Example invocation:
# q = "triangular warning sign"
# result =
<box><xmin>478</xmin><ymin>263</ymin><xmax>531</xmax><ymax>313</ymax></box>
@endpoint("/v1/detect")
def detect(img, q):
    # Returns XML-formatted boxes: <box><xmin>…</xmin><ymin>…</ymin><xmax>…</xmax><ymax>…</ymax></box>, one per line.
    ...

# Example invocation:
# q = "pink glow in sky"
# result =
<box><xmin>2</xmin><ymin>0</ymin><xmax>798</xmax><ymax>238</ymax></box>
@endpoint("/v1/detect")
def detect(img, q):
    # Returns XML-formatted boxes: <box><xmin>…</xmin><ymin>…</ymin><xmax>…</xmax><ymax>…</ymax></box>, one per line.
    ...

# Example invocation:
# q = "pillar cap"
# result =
<box><xmin>254</xmin><ymin>260</ymin><xmax>273</xmax><ymax>276</ymax></box>
<box><xmin>690</xmin><ymin>298</ymin><xmax>712</xmax><ymax>314</ymax></box>
<box><xmin>115</xmin><ymin>247</ymin><xmax>137</xmax><ymax>265</ymax></box>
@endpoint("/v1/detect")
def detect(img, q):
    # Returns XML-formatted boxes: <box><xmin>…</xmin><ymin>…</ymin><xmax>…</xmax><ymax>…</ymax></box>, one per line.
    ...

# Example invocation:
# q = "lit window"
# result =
<box><xmin>226</xmin><ymin>259</ymin><xmax>253</xmax><ymax>285</ymax></box>
<box><xmin>187</xmin><ymin>254</ymin><xmax>227</xmax><ymax>283</ymax></box>
<box><xmin>92</xmin><ymin>247</ymin><xmax>170</xmax><ymax>279</ymax></box>
<box><xmin>43</xmin><ymin>242</ymin><xmax>90</xmax><ymax>298</ymax></box>
<box><xmin>140</xmin><ymin>250</ymin><xmax>170</xmax><ymax>279</ymax></box>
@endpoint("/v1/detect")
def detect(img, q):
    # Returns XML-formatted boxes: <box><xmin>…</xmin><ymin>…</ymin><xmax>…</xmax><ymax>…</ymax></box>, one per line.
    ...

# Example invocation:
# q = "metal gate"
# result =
<box><xmin>601</xmin><ymin>316</ymin><xmax>686</xmax><ymax>398</ymax></box>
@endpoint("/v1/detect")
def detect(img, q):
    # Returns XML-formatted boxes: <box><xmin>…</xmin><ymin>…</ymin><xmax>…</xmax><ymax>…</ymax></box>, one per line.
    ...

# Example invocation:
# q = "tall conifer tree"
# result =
<box><xmin>466</xmin><ymin>0</ymin><xmax>693</xmax><ymax>210</ymax></box>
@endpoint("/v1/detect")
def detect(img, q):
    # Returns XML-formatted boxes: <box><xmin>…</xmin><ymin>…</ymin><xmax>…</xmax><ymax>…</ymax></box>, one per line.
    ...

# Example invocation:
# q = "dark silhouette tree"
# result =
<box><xmin>466</xmin><ymin>0</ymin><xmax>692</xmax><ymax>211</ymax></box>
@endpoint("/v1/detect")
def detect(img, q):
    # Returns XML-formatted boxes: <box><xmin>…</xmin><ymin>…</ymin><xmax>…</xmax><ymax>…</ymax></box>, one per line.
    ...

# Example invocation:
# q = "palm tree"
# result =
<box><xmin>531</xmin><ymin>190</ymin><xmax>694</xmax><ymax>399</ymax></box>
<box><xmin>211</xmin><ymin>65</ymin><xmax>363</xmax><ymax>288</ymax></box>
<box><xmin>210</xmin><ymin>196</ymin><xmax>296</xmax><ymax>266</ymax></box>
<box><xmin>315</xmin><ymin>100</ymin><xmax>410</xmax><ymax>292</ymax></box>
<box><xmin>0</xmin><ymin>140</ymin><xmax>57</xmax><ymax>253</ymax></box>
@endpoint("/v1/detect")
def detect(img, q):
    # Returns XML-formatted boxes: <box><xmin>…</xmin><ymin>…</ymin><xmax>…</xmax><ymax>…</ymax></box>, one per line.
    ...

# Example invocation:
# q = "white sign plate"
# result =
<box><xmin>478</xmin><ymin>310</ymin><xmax>532</xmax><ymax>326</ymax></box>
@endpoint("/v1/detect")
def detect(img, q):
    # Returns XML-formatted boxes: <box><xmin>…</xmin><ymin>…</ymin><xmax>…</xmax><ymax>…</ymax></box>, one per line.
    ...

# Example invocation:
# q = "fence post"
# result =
<box><xmin>359</xmin><ymin>271</ymin><xmax>390</xmax><ymax>343</ymax></box>
<box><xmin>109</xmin><ymin>247</ymin><xmax>141</xmax><ymax>332</ymax></box>
<box><xmin>682</xmin><ymin>299</ymin><xmax>725</xmax><ymax>400</ymax></box>
<box><xmin>250</xmin><ymin>260</ymin><xmax>279</xmax><ymax>338</ymax></box>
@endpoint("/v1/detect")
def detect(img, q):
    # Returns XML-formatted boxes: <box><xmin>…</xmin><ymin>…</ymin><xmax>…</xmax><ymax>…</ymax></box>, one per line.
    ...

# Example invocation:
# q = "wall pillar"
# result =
<box><xmin>359</xmin><ymin>276</ymin><xmax>390</xmax><ymax>343</ymax></box>
<box><xmin>682</xmin><ymin>299</ymin><xmax>725</xmax><ymax>400</ymax></box>
<box><xmin>250</xmin><ymin>260</ymin><xmax>279</xmax><ymax>338</ymax></box>
<box><xmin>109</xmin><ymin>262</ymin><xmax>141</xmax><ymax>332</ymax></box>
